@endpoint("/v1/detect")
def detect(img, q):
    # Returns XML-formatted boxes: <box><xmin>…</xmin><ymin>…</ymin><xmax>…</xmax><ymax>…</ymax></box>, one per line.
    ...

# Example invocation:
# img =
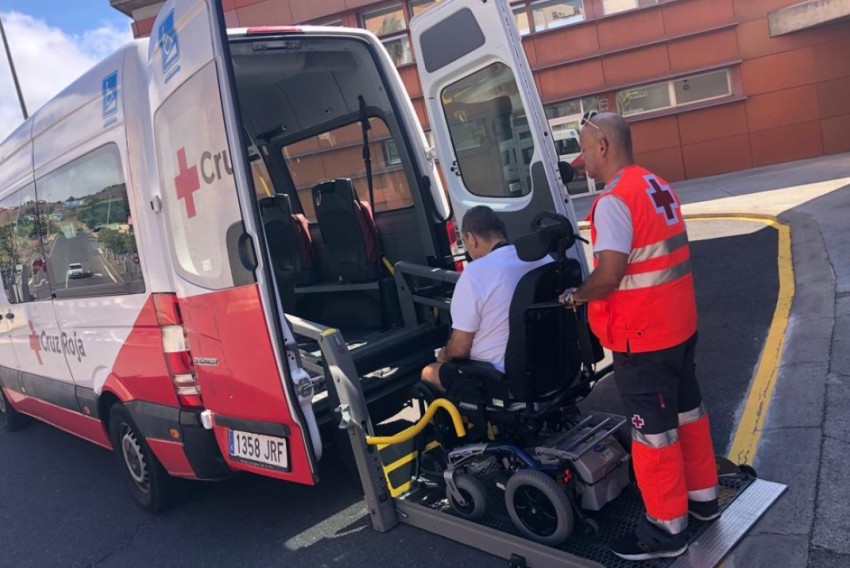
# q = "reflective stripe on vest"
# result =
<box><xmin>619</xmin><ymin>257</ymin><xmax>692</xmax><ymax>291</ymax></box>
<box><xmin>628</xmin><ymin>231</ymin><xmax>689</xmax><ymax>264</ymax></box>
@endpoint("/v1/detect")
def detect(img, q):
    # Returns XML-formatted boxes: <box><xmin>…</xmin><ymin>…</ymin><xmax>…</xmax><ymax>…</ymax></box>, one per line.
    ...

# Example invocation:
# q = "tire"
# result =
<box><xmin>505</xmin><ymin>469</ymin><xmax>574</xmax><ymax>546</ymax></box>
<box><xmin>0</xmin><ymin>387</ymin><xmax>28</xmax><ymax>432</ymax></box>
<box><xmin>446</xmin><ymin>473</ymin><xmax>488</xmax><ymax>521</ymax></box>
<box><xmin>738</xmin><ymin>464</ymin><xmax>758</xmax><ymax>478</ymax></box>
<box><xmin>109</xmin><ymin>404</ymin><xmax>176</xmax><ymax>513</ymax></box>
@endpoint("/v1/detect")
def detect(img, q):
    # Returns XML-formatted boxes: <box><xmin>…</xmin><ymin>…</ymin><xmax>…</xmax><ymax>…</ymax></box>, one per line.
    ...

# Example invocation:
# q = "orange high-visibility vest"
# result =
<box><xmin>587</xmin><ymin>165</ymin><xmax>697</xmax><ymax>353</ymax></box>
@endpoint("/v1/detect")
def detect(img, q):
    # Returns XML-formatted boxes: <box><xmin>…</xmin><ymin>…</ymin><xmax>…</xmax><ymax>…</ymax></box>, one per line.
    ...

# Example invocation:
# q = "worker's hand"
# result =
<box><xmin>559</xmin><ymin>288</ymin><xmax>582</xmax><ymax>309</ymax></box>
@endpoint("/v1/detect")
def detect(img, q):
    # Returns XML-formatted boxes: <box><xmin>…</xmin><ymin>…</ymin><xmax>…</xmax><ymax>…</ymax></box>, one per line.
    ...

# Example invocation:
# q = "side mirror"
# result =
<box><xmin>558</xmin><ymin>161</ymin><xmax>575</xmax><ymax>185</ymax></box>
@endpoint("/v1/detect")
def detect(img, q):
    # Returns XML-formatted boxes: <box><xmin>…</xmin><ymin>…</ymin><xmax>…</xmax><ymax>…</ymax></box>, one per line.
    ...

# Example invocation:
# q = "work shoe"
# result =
<box><xmin>610</xmin><ymin>518</ymin><xmax>688</xmax><ymax>561</ymax></box>
<box><xmin>688</xmin><ymin>499</ymin><xmax>720</xmax><ymax>521</ymax></box>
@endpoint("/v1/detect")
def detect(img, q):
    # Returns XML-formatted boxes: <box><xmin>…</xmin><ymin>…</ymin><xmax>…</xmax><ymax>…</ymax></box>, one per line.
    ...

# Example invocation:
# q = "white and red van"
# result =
<box><xmin>0</xmin><ymin>0</ymin><xmax>581</xmax><ymax>511</ymax></box>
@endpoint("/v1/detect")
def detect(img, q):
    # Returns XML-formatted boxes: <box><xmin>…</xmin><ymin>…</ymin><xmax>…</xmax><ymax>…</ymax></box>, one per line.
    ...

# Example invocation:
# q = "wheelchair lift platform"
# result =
<box><xmin>289</xmin><ymin>314</ymin><xmax>786</xmax><ymax>568</ymax></box>
<box><xmin>397</xmin><ymin>463</ymin><xmax>786</xmax><ymax>568</ymax></box>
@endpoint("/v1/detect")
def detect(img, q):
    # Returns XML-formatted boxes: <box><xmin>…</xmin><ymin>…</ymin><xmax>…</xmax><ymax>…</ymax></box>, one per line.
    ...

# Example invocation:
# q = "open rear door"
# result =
<box><xmin>148</xmin><ymin>0</ymin><xmax>320</xmax><ymax>484</ymax></box>
<box><xmin>411</xmin><ymin>0</ymin><xmax>581</xmax><ymax>245</ymax></box>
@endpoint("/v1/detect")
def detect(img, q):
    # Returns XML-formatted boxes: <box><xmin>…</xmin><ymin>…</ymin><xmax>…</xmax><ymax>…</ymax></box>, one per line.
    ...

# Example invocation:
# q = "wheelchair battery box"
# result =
<box><xmin>565</xmin><ymin>434</ymin><xmax>631</xmax><ymax>512</ymax></box>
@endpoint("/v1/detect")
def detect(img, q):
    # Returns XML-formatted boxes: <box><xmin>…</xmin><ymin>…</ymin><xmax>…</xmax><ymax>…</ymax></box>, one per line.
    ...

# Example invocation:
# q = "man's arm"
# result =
<box><xmin>573</xmin><ymin>250</ymin><xmax>628</xmax><ymax>303</ymax></box>
<box><xmin>437</xmin><ymin>329</ymin><xmax>475</xmax><ymax>362</ymax></box>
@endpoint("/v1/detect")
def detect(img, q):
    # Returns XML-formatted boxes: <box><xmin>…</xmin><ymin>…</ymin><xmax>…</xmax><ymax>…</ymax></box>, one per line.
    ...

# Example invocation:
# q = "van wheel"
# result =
<box><xmin>109</xmin><ymin>404</ymin><xmax>176</xmax><ymax>513</ymax></box>
<box><xmin>0</xmin><ymin>388</ymin><xmax>28</xmax><ymax>432</ymax></box>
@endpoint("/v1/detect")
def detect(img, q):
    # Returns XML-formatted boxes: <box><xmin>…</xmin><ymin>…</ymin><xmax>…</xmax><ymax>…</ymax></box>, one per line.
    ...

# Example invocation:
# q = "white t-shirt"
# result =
<box><xmin>593</xmin><ymin>195</ymin><xmax>633</xmax><ymax>255</ymax></box>
<box><xmin>450</xmin><ymin>245</ymin><xmax>552</xmax><ymax>371</ymax></box>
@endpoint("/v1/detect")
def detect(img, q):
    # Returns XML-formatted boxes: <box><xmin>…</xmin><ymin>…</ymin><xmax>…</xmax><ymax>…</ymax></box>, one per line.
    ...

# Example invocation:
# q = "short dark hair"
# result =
<box><xmin>461</xmin><ymin>206</ymin><xmax>507</xmax><ymax>240</ymax></box>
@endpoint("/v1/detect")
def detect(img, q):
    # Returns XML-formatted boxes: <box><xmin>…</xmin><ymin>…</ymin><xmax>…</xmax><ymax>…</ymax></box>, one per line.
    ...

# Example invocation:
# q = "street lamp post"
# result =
<box><xmin>0</xmin><ymin>11</ymin><xmax>28</xmax><ymax>120</ymax></box>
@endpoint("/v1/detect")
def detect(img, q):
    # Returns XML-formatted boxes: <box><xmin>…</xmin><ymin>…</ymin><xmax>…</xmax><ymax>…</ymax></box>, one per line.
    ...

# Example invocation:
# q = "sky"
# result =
<box><xmin>0</xmin><ymin>1</ymin><xmax>134</xmax><ymax>140</ymax></box>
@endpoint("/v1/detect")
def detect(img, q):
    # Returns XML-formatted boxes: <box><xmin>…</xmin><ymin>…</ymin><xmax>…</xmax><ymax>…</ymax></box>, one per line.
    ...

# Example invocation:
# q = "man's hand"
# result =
<box><xmin>573</xmin><ymin>250</ymin><xmax>629</xmax><ymax>303</ymax></box>
<box><xmin>559</xmin><ymin>287</ymin><xmax>584</xmax><ymax>309</ymax></box>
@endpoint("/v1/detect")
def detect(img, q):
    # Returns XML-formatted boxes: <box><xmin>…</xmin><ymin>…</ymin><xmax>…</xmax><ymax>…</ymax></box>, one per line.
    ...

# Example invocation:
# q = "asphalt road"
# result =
<box><xmin>0</xmin><ymin>219</ymin><xmax>779</xmax><ymax>568</ymax></box>
<box><xmin>49</xmin><ymin>232</ymin><xmax>120</xmax><ymax>290</ymax></box>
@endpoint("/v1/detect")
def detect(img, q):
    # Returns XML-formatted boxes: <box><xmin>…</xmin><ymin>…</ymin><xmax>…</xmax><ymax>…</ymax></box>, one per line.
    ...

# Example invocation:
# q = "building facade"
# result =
<box><xmin>113</xmin><ymin>0</ymin><xmax>850</xmax><ymax>194</ymax></box>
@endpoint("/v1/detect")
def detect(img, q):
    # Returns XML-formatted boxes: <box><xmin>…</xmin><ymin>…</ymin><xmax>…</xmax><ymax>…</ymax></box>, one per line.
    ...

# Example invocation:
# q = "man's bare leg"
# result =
<box><xmin>421</xmin><ymin>362</ymin><xmax>446</xmax><ymax>393</ymax></box>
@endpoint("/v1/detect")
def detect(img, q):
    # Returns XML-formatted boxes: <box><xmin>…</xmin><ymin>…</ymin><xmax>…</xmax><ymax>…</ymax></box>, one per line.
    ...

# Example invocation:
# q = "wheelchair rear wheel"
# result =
<box><xmin>446</xmin><ymin>473</ymin><xmax>488</xmax><ymax>521</ymax></box>
<box><xmin>505</xmin><ymin>469</ymin><xmax>574</xmax><ymax>546</ymax></box>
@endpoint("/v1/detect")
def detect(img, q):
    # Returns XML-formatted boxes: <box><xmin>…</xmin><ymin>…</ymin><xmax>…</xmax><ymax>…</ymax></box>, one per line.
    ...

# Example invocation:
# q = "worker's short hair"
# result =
<box><xmin>461</xmin><ymin>206</ymin><xmax>508</xmax><ymax>241</ymax></box>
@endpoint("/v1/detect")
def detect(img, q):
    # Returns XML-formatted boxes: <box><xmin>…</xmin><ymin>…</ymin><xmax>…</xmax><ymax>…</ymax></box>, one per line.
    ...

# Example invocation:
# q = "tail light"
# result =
<box><xmin>154</xmin><ymin>293</ymin><xmax>204</xmax><ymax>409</ymax></box>
<box><xmin>445</xmin><ymin>218</ymin><xmax>465</xmax><ymax>273</ymax></box>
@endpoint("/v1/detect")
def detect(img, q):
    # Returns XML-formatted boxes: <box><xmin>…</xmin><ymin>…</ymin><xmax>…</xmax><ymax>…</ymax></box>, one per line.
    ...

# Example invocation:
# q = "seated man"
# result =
<box><xmin>421</xmin><ymin>206</ymin><xmax>551</xmax><ymax>393</ymax></box>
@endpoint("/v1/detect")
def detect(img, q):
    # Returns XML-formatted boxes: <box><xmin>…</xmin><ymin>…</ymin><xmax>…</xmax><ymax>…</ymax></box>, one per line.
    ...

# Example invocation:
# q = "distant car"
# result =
<box><xmin>67</xmin><ymin>263</ymin><xmax>89</xmax><ymax>279</ymax></box>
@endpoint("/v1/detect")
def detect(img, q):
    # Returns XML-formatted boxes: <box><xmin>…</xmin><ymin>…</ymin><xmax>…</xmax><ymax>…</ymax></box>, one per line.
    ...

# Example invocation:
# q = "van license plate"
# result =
<box><xmin>227</xmin><ymin>429</ymin><xmax>289</xmax><ymax>471</ymax></box>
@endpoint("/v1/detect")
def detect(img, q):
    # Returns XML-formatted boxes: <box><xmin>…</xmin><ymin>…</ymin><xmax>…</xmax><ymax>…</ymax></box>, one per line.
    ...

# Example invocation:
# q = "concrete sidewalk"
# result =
<box><xmin>573</xmin><ymin>153</ymin><xmax>850</xmax><ymax>567</ymax></box>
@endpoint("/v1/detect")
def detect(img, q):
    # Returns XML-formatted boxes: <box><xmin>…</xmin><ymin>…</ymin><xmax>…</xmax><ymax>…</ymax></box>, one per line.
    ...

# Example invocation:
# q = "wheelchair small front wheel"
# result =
<box><xmin>505</xmin><ymin>469</ymin><xmax>574</xmax><ymax>546</ymax></box>
<box><xmin>446</xmin><ymin>473</ymin><xmax>488</xmax><ymax>521</ymax></box>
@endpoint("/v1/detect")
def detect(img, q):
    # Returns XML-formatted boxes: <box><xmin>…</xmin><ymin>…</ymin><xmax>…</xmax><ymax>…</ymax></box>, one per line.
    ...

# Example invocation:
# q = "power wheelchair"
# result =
<box><xmin>414</xmin><ymin>213</ymin><xmax>631</xmax><ymax>546</ymax></box>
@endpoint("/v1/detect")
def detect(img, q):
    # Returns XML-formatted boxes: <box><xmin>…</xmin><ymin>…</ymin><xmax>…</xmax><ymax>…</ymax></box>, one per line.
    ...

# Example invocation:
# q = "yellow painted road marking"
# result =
<box><xmin>686</xmin><ymin>215</ymin><xmax>794</xmax><ymax>465</ymax></box>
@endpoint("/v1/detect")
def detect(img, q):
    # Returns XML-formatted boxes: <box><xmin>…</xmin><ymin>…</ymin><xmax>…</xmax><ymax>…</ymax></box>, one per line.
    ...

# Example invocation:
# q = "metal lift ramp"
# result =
<box><xmin>288</xmin><ymin>316</ymin><xmax>786</xmax><ymax>568</ymax></box>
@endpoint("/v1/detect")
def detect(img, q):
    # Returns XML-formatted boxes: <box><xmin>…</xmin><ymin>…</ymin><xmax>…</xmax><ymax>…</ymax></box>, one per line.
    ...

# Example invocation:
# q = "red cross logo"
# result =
<box><xmin>28</xmin><ymin>321</ymin><xmax>42</xmax><ymax>365</ymax></box>
<box><xmin>647</xmin><ymin>177</ymin><xmax>679</xmax><ymax>225</ymax></box>
<box><xmin>174</xmin><ymin>148</ymin><xmax>201</xmax><ymax>219</ymax></box>
<box><xmin>631</xmin><ymin>414</ymin><xmax>645</xmax><ymax>429</ymax></box>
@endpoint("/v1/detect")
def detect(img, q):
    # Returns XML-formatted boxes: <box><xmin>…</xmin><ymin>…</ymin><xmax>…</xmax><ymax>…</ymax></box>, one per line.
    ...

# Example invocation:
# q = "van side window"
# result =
<box><xmin>0</xmin><ymin>184</ymin><xmax>45</xmax><ymax>303</ymax></box>
<box><xmin>36</xmin><ymin>144</ymin><xmax>145</xmax><ymax>298</ymax></box>
<box><xmin>282</xmin><ymin>118</ymin><xmax>414</xmax><ymax>221</ymax></box>
<box><xmin>440</xmin><ymin>62</ymin><xmax>535</xmax><ymax>198</ymax></box>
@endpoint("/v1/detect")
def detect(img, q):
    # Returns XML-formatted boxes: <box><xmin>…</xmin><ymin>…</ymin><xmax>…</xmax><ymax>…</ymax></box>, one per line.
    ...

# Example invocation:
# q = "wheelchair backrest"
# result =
<box><xmin>504</xmin><ymin>260</ymin><xmax>587</xmax><ymax>402</ymax></box>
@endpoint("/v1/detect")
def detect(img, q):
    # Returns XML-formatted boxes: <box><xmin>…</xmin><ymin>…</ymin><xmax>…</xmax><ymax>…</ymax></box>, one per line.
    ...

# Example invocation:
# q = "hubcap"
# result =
<box><xmin>514</xmin><ymin>486</ymin><xmax>558</xmax><ymax>537</ymax></box>
<box><xmin>120</xmin><ymin>425</ymin><xmax>150</xmax><ymax>491</ymax></box>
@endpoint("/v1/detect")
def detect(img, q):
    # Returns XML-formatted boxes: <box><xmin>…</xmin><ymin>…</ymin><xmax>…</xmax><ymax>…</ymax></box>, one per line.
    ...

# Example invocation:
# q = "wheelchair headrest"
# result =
<box><xmin>515</xmin><ymin>212</ymin><xmax>577</xmax><ymax>261</ymax></box>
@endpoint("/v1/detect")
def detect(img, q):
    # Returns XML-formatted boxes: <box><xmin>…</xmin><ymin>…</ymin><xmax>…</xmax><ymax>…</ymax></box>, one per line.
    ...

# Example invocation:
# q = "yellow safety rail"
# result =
<box><xmin>365</xmin><ymin>398</ymin><xmax>466</xmax><ymax>446</ymax></box>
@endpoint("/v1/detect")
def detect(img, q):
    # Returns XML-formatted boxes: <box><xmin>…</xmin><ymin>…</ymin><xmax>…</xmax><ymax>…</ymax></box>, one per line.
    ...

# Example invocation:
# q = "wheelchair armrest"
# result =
<box><xmin>452</xmin><ymin>360</ymin><xmax>506</xmax><ymax>382</ymax></box>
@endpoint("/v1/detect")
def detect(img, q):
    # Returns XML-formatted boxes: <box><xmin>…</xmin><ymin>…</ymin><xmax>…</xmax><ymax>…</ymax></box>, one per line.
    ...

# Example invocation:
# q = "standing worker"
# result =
<box><xmin>560</xmin><ymin>112</ymin><xmax>719</xmax><ymax>561</ymax></box>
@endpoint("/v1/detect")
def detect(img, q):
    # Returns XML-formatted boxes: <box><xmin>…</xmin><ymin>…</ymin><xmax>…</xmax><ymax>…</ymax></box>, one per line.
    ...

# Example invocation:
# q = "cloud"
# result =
<box><xmin>0</xmin><ymin>11</ymin><xmax>133</xmax><ymax>141</ymax></box>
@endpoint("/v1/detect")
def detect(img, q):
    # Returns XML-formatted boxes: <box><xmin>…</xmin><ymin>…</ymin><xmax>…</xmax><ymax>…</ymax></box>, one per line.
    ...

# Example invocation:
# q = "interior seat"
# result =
<box><xmin>259</xmin><ymin>193</ymin><xmax>318</xmax><ymax>287</ymax></box>
<box><xmin>312</xmin><ymin>178</ymin><xmax>379</xmax><ymax>283</ymax></box>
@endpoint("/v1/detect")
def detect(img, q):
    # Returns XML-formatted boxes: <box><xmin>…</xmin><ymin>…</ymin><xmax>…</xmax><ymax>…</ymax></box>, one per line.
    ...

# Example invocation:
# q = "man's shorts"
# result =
<box><xmin>438</xmin><ymin>362</ymin><xmax>462</xmax><ymax>391</ymax></box>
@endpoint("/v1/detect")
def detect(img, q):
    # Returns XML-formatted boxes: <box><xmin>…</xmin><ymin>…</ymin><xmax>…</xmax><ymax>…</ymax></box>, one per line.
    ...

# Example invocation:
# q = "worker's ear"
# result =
<box><xmin>598</xmin><ymin>136</ymin><xmax>610</xmax><ymax>156</ymax></box>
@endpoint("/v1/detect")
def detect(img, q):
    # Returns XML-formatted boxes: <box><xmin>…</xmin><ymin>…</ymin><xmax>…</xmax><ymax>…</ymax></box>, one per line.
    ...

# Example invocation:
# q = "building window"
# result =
<box><xmin>531</xmin><ymin>0</ymin><xmax>584</xmax><ymax>31</ymax></box>
<box><xmin>360</xmin><ymin>3</ymin><xmax>407</xmax><ymax>35</ymax></box>
<box><xmin>511</xmin><ymin>2</ymin><xmax>531</xmax><ymax>36</ymax></box>
<box><xmin>382</xmin><ymin>34</ymin><xmax>413</xmax><ymax>65</ymax></box>
<box><xmin>360</xmin><ymin>3</ymin><xmax>414</xmax><ymax>66</ymax></box>
<box><xmin>601</xmin><ymin>0</ymin><xmax>662</xmax><ymax>16</ymax></box>
<box><xmin>545</xmin><ymin>96</ymin><xmax>599</xmax><ymax>123</ymax></box>
<box><xmin>409</xmin><ymin>0</ymin><xmax>439</xmax><ymax>18</ymax></box>
<box><xmin>617</xmin><ymin>69</ymin><xmax>731</xmax><ymax>117</ymax></box>
<box><xmin>383</xmin><ymin>139</ymin><xmax>402</xmax><ymax>165</ymax></box>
